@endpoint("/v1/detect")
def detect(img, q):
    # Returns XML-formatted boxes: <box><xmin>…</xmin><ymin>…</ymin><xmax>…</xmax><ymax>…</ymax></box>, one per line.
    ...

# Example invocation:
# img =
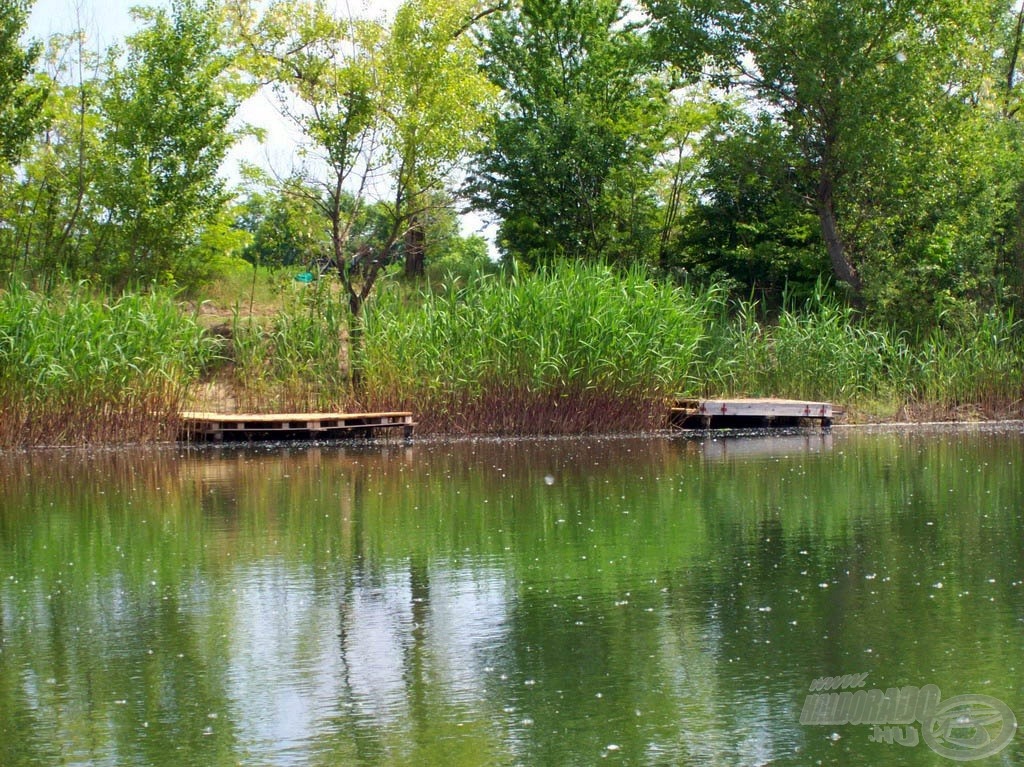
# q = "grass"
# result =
<box><xmin>2</xmin><ymin>268</ymin><xmax>1021</xmax><ymax>446</ymax></box>
<box><xmin>360</xmin><ymin>263</ymin><xmax>721</xmax><ymax>433</ymax></box>
<box><xmin>910</xmin><ymin>309</ymin><xmax>1024</xmax><ymax>417</ymax></box>
<box><xmin>0</xmin><ymin>283</ymin><xmax>215</xmax><ymax>446</ymax></box>
<box><xmin>226</xmin><ymin>280</ymin><xmax>352</xmax><ymax>412</ymax></box>
<box><xmin>696</xmin><ymin>284</ymin><xmax>1022</xmax><ymax>420</ymax></box>
<box><xmin>698</xmin><ymin>284</ymin><xmax>914</xmax><ymax>405</ymax></box>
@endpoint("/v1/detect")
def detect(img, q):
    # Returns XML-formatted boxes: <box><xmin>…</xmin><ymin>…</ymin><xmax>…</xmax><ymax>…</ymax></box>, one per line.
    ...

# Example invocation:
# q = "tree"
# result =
<box><xmin>0</xmin><ymin>0</ymin><xmax>49</xmax><ymax>277</ymax></box>
<box><xmin>646</xmin><ymin>0</ymin><xmax>1006</xmax><ymax>308</ymax></box>
<box><xmin>235</xmin><ymin>179</ymin><xmax>327</xmax><ymax>269</ymax></box>
<box><xmin>0</xmin><ymin>0</ymin><xmax>46</xmax><ymax>168</ymax></box>
<box><xmin>673</xmin><ymin>109</ymin><xmax>823</xmax><ymax>303</ymax></box>
<box><xmin>2</xmin><ymin>5</ymin><xmax>249</xmax><ymax>290</ymax></box>
<box><xmin>0</xmin><ymin>30</ymin><xmax>104</xmax><ymax>282</ymax></box>
<box><xmin>229</xmin><ymin>0</ymin><xmax>495</xmax><ymax>384</ymax></box>
<box><xmin>468</xmin><ymin>0</ymin><xmax>671</xmax><ymax>267</ymax></box>
<box><xmin>95</xmin><ymin>0</ymin><xmax>247</xmax><ymax>289</ymax></box>
<box><xmin>983</xmin><ymin>7</ymin><xmax>1024</xmax><ymax>316</ymax></box>
<box><xmin>383</xmin><ymin>0</ymin><xmax>497</xmax><ymax>277</ymax></box>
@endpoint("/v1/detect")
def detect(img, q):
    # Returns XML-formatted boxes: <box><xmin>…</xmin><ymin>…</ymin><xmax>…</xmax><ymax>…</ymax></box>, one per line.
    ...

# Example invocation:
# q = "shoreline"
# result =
<box><xmin>4</xmin><ymin>416</ymin><xmax>1023</xmax><ymax>453</ymax></box>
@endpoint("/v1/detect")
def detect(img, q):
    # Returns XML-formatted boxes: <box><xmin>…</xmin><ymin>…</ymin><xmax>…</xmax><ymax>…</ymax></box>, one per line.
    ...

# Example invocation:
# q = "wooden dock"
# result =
<box><xmin>670</xmin><ymin>398</ymin><xmax>833</xmax><ymax>429</ymax></box>
<box><xmin>179</xmin><ymin>411</ymin><xmax>415</xmax><ymax>442</ymax></box>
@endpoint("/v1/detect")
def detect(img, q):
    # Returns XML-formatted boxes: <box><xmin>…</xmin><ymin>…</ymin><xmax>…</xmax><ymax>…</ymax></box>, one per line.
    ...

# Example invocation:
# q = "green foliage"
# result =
<box><xmin>1</xmin><ymin>0</ymin><xmax>1023</xmax><ymax>428</ymax></box>
<box><xmin>646</xmin><ymin>0</ymin><xmax>1017</xmax><ymax>317</ymax></box>
<box><xmin>212</xmin><ymin>267</ymin><xmax>1023</xmax><ymax>429</ymax></box>
<box><xmin>694</xmin><ymin>283</ymin><xmax>1023</xmax><ymax>415</ymax></box>
<box><xmin>231</xmin><ymin>0</ymin><xmax>492</xmax><ymax>272</ymax></box>
<box><xmin>0</xmin><ymin>0</ymin><xmax>46</xmax><ymax>166</ymax></box>
<box><xmin>384</xmin><ymin>0</ymin><xmax>497</xmax><ymax>193</ymax></box>
<box><xmin>363</xmin><ymin>262</ymin><xmax>719</xmax><ymax>401</ymax></box>
<box><xmin>858</xmin><ymin>108</ymin><xmax>1022</xmax><ymax>327</ymax></box>
<box><xmin>0</xmin><ymin>283</ymin><xmax>215</xmax><ymax>445</ymax></box>
<box><xmin>0</xmin><ymin>273</ymin><xmax>1021</xmax><ymax>444</ymax></box>
<box><xmin>233</xmin><ymin>180</ymin><xmax>486</xmax><ymax>281</ymax></box>
<box><xmin>233</xmin><ymin>0</ymin><xmax>378</xmax><ymax>191</ymax></box>
<box><xmin>0</xmin><ymin>1</ymin><xmax>248</xmax><ymax>292</ymax></box>
<box><xmin>235</xmin><ymin>180</ymin><xmax>328</xmax><ymax>268</ymax></box>
<box><xmin>95</xmin><ymin>0</ymin><xmax>247</xmax><ymax>289</ymax></box>
<box><xmin>470</xmin><ymin>0</ymin><xmax>671</xmax><ymax>267</ymax></box>
<box><xmin>672</xmin><ymin>110</ymin><xmax>824</xmax><ymax>304</ymax></box>
<box><xmin>0</xmin><ymin>32</ymin><xmax>106</xmax><ymax>283</ymax></box>
<box><xmin>426</xmin><ymin>234</ymin><xmax>495</xmax><ymax>282</ymax></box>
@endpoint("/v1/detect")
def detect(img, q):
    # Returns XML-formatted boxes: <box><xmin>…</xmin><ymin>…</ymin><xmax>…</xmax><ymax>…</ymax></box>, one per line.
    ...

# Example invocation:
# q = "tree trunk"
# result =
<box><xmin>1006</xmin><ymin>2</ymin><xmax>1024</xmax><ymax>116</ymax></box>
<box><xmin>816</xmin><ymin>174</ymin><xmax>863</xmax><ymax>294</ymax></box>
<box><xmin>403</xmin><ymin>216</ymin><xmax>425</xmax><ymax>278</ymax></box>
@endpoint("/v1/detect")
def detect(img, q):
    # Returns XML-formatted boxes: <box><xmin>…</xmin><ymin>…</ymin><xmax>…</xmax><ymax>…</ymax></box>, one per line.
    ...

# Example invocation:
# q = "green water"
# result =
<box><xmin>0</xmin><ymin>426</ymin><xmax>1021</xmax><ymax>766</ymax></box>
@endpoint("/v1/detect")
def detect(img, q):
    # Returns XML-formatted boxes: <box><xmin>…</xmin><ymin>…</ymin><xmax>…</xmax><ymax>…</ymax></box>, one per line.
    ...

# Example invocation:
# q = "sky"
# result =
<box><xmin>28</xmin><ymin>0</ymin><xmax>140</xmax><ymax>47</ymax></box>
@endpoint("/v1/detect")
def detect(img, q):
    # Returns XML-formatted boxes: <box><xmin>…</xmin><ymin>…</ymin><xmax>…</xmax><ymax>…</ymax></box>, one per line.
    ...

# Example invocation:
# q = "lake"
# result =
<box><xmin>0</xmin><ymin>425</ymin><xmax>1021</xmax><ymax>766</ymax></box>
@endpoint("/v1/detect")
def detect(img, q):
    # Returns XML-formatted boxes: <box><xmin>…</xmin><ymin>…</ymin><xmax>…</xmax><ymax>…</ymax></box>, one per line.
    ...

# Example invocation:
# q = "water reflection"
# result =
<box><xmin>689</xmin><ymin>430</ymin><xmax>834</xmax><ymax>462</ymax></box>
<box><xmin>0</xmin><ymin>428</ymin><xmax>1022</xmax><ymax>766</ymax></box>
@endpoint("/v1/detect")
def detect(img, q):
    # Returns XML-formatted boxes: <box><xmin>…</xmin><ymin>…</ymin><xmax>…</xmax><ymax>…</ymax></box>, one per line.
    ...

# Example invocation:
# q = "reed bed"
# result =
<box><xmin>226</xmin><ymin>282</ymin><xmax>353</xmax><ymax>412</ymax></box>
<box><xmin>697</xmin><ymin>288</ymin><xmax>1022</xmax><ymax>419</ymax></box>
<box><xmin>0</xmin><ymin>284</ymin><xmax>214</xmax><ymax>446</ymax></box>
<box><xmin>909</xmin><ymin>310</ymin><xmax>1024</xmax><ymax>417</ymax></box>
<box><xmin>360</xmin><ymin>263</ymin><xmax>719</xmax><ymax>433</ymax></box>
<box><xmin>698</xmin><ymin>288</ymin><xmax>914</xmax><ymax>405</ymax></box>
<box><xmin>6</xmin><ymin>270</ymin><xmax>1022</xmax><ymax>448</ymax></box>
<box><xmin>225</xmin><ymin>267</ymin><xmax>1022</xmax><ymax>431</ymax></box>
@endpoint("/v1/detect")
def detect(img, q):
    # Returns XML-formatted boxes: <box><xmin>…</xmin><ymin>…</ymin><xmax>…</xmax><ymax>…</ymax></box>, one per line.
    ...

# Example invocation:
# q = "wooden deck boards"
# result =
<box><xmin>180</xmin><ymin>398</ymin><xmax>834</xmax><ymax>441</ymax></box>
<box><xmin>180</xmin><ymin>411</ymin><xmax>415</xmax><ymax>442</ymax></box>
<box><xmin>671</xmin><ymin>398</ymin><xmax>833</xmax><ymax>428</ymax></box>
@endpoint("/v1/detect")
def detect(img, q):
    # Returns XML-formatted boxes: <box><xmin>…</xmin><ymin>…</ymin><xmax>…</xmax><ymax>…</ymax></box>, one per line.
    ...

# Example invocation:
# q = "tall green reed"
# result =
<box><xmin>228</xmin><ymin>281</ymin><xmax>352</xmax><ymax>412</ymax></box>
<box><xmin>213</xmin><ymin>271</ymin><xmax>1024</xmax><ymax>427</ymax></box>
<box><xmin>911</xmin><ymin>309</ymin><xmax>1023</xmax><ymax>413</ymax></box>
<box><xmin>699</xmin><ymin>283</ymin><xmax>914</xmax><ymax>405</ymax></box>
<box><xmin>698</xmin><ymin>282</ymin><xmax>1024</xmax><ymax>418</ymax></box>
<box><xmin>362</xmin><ymin>263</ymin><xmax>720</xmax><ymax>432</ymax></box>
<box><xmin>0</xmin><ymin>283</ymin><xmax>215</xmax><ymax>446</ymax></box>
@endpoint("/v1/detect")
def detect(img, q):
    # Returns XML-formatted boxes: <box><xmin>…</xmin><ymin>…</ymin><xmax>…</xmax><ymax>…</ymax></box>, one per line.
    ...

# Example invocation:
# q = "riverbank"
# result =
<box><xmin>2</xmin><ymin>268</ymin><xmax>1021</xmax><ymax>446</ymax></box>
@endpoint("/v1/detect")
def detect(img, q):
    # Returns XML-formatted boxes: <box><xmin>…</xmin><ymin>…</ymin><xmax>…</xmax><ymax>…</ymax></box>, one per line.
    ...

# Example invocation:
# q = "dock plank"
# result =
<box><xmin>671</xmin><ymin>398</ymin><xmax>833</xmax><ymax>428</ymax></box>
<box><xmin>179</xmin><ymin>411</ymin><xmax>415</xmax><ymax>442</ymax></box>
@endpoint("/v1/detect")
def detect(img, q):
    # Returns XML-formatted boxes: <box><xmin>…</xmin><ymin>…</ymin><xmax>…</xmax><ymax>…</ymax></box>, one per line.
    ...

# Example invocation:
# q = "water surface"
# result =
<box><xmin>1</xmin><ymin>426</ymin><xmax>1022</xmax><ymax>765</ymax></box>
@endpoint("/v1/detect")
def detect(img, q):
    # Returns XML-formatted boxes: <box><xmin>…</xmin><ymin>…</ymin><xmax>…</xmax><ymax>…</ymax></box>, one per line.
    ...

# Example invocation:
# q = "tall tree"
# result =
<box><xmin>0</xmin><ymin>0</ymin><xmax>46</xmax><ymax>167</ymax></box>
<box><xmin>646</xmin><ymin>0</ymin><xmax>1004</xmax><ymax>306</ymax></box>
<box><xmin>0</xmin><ymin>31</ymin><xmax>106</xmax><ymax>282</ymax></box>
<box><xmin>383</xmin><ymin>0</ymin><xmax>497</xmax><ymax>277</ymax></box>
<box><xmin>0</xmin><ymin>0</ymin><xmax>48</xmax><ymax>277</ymax></box>
<box><xmin>986</xmin><ymin>7</ymin><xmax>1024</xmax><ymax>315</ymax></box>
<box><xmin>469</xmin><ymin>0</ymin><xmax>670</xmax><ymax>267</ymax></box>
<box><xmin>229</xmin><ymin>0</ymin><xmax>494</xmax><ymax>383</ymax></box>
<box><xmin>96</xmin><ymin>0</ymin><xmax>247</xmax><ymax>289</ymax></box>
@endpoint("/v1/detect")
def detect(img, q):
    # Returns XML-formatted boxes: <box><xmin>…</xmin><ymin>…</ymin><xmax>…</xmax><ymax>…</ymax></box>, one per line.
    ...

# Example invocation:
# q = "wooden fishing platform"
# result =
<box><xmin>670</xmin><ymin>398</ymin><xmax>834</xmax><ymax>429</ymax></box>
<box><xmin>179</xmin><ymin>411</ymin><xmax>415</xmax><ymax>442</ymax></box>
